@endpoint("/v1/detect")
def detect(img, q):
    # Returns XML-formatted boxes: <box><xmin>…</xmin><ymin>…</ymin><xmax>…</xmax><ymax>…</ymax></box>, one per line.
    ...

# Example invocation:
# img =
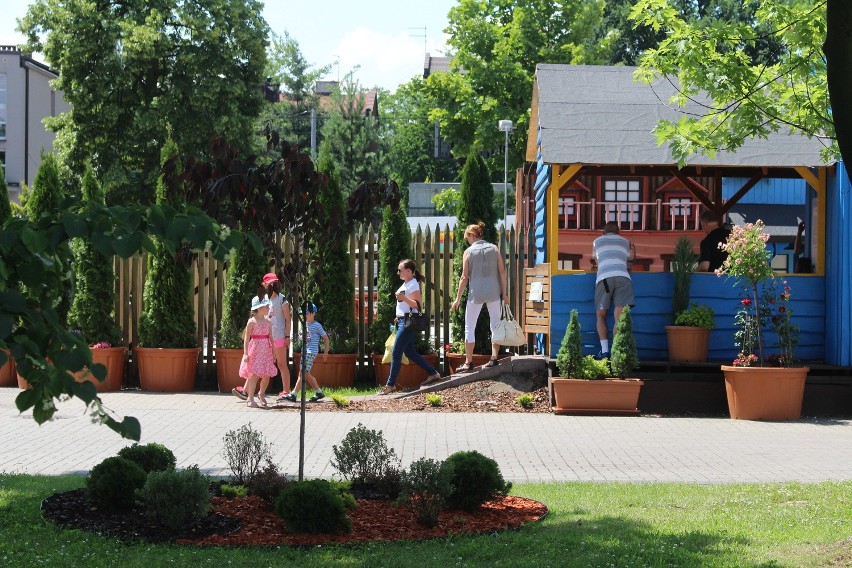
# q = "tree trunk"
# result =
<box><xmin>825</xmin><ymin>0</ymin><xmax>852</xmax><ymax>182</ymax></box>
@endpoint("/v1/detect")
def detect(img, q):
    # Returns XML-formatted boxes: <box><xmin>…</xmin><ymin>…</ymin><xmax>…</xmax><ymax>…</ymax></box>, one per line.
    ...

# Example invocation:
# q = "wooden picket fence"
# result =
<box><xmin>113</xmin><ymin>224</ymin><xmax>537</xmax><ymax>388</ymax></box>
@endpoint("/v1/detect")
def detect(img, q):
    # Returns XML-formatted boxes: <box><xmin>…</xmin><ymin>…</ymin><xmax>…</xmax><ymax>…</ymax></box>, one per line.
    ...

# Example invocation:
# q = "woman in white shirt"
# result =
<box><xmin>380</xmin><ymin>258</ymin><xmax>441</xmax><ymax>394</ymax></box>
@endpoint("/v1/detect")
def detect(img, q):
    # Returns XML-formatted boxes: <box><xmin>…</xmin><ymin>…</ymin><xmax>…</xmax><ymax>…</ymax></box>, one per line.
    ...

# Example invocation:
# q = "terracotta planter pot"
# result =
<box><xmin>215</xmin><ymin>348</ymin><xmax>244</xmax><ymax>393</ymax></box>
<box><xmin>73</xmin><ymin>347</ymin><xmax>127</xmax><ymax>392</ymax></box>
<box><xmin>0</xmin><ymin>350</ymin><xmax>16</xmax><ymax>387</ymax></box>
<box><xmin>665</xmin><ymin>326</ymin><xmax>711</xmax><ymax>363</ymax></box>
<box><xmin>551</xmin><ymin>377</ymin><xmax>644</xmax><ymax>415</ymax></box>
<box><xmin>372</xmin><ymin>353</ymin><xmax>440</xmax><ymax>389</ymax></box>
<box><xmin>293</xmin><ymin>353</ymin><xmax>357</xmax><ymax>388</ymax></box>
<box><xmin>445</xmin><ymin>352</ymin><xmax>509</xmax><ymax>374</ymax></box>
<box><xmin>135</xmin><ymin>347</ymin><xmax>200</xmax><ymax>392</ymax></box>
<box><xmin>721</xmin><ymin>365</ymin><xmax>808</xmax><ymax>420</ymax></box>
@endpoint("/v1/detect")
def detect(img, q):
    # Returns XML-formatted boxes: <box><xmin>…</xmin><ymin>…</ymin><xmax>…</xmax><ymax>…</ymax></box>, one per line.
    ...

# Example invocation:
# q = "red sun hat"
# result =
<box><xmin>262</xmin><ymin>272</ymin><xmax>279</xmax><ymax>285</ymax></box>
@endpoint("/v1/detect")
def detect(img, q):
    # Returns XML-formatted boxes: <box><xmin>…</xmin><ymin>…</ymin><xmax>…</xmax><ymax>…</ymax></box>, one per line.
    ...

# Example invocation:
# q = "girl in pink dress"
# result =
<box><xmin>239</xmin><ymin>297</ymin><xmax>277</xmax><ymax>408</ymax></box>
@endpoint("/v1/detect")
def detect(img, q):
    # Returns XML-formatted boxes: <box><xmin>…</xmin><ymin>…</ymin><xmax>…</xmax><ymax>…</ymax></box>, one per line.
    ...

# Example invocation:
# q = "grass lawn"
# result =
<box><xmin>1</xmin><ymin>475</ymin><xmax>849</xmax><ymax>567</ymax></box>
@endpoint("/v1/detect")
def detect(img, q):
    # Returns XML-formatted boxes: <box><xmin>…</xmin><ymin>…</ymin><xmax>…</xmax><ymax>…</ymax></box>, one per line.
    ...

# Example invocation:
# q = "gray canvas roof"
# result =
<box><xmin>534</xmin><ymin>64</ymin><xmax>830</xmax><ymax>168</ymax></box>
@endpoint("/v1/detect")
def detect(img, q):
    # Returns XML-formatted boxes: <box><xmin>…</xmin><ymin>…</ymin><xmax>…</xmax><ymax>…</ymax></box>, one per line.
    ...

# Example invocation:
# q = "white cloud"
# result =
<box><xmin>331</xmin><ymin>27</ymin><xmax>429</xmax><ymax>91</ymax></box>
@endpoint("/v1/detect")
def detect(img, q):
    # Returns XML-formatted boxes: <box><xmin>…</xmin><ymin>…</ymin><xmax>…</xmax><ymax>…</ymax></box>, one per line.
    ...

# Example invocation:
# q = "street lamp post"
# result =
<box><xmin>498</xmin><ymin>119</ymin><xmax>514</xmax><ymax>233</ymax></box>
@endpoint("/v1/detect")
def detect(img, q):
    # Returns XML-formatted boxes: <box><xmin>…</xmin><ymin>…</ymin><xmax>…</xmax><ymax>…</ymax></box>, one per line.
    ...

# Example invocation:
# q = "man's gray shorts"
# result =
<box><xmin>595</xmin><ymin>277</ymin><xmax>634</xmax><ymax>310</ymax></box>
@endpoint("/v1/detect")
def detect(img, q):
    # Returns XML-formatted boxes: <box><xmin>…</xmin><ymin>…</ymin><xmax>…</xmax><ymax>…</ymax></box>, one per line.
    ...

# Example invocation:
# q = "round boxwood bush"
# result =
<box><xmin>275</xmin><ymin>479</ymin><xmax>352</xmax><ymax>534</ymax></box>
<box><xmin>86</xmin><ymin>456</ymin><xmax>147</xmax><ymax>512</ymax></box>
<box><xmin>117</xmin><ymin>443</ymin><xmax>176</xmax><ymax>474</ymax></box>
<box><xmin>138</xmin><ymin>466</ymin><xmax>211</xmax><ymax>530</ymax></box>
<box><xmin>440</xmin><ymin>450</ymin><xmax>512</xmax><ymax>512</ymax></box>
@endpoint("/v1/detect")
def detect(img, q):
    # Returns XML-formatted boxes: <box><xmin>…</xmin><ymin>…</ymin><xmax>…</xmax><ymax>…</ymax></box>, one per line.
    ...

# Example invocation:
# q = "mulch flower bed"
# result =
<box><xmin>42</xmin><ymin>489</ymin><xmax>548</xmax><ymax>547</ymax></box>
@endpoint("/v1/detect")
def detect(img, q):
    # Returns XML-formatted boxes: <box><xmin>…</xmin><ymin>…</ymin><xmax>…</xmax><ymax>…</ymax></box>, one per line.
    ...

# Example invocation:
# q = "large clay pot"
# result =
<box><xmin>445</xmin><ymin>352</ymin><xmax>509</xmax><ymax>374</ymax></box>
<box><xmin>135</xmin><ymin>347</ymin><xmax>200</xmax><ymax>392</ymax></box>
<box><xmin>721</xmin><ymin>365</ymin><xmax>808</xmax><ymax>420</ymax></box>
<box><xmin>372</xmin><ymin>353</ymin><xmax>440</xmax><ymax>389</ymax></box>
<box><xmin>214</xmin><ymin>348</ymin><xmax>244</xmax><ymax>393</ymax></box>
<box><xmin>293</xmin><ymin>353</ymin><xmax>357</xmax><ymax>388</ymax></box>
<box><xmin>0</xmin><ymin>350</ymin><xmax>16</xmax><ymax>387</ymax></box>
<box><xmin>551</xmin><ymin>377</ymin><xmax>644</xmax><ymax>415</ymax></box>
<box><xmin>73</xmin><ymin>347</ymin><xmax>127</xmax><ymax>392</ymax></box>
<box><xmin>665</xmin><ymin>326</ymin><xmax>711</xmax><ymax>363</ymax></box>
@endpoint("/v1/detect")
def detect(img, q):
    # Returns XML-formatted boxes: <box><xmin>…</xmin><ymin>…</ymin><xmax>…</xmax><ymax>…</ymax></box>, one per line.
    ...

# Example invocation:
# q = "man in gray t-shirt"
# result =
<box><xmin>592</xmin><ymin>222</ymin><xmax>634</xmax><ymax>359</ymax></box>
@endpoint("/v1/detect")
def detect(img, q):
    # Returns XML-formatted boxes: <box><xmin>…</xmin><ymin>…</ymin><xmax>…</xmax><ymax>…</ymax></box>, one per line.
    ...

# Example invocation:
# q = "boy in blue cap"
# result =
<box><xmin>278</xmin><ymin>302</ymin><xmax>327</xmax><ymax>403</ymax></box>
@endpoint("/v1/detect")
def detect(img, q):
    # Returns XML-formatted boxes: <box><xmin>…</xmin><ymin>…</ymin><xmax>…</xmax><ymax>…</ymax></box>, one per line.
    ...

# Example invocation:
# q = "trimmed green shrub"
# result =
<box><xmin>610</xmin><ymin>306</ymin><xmax>639</xmax><ymax>378</ymax></box>
<box><xmin>137</xmin><ymin>138</ymin><xmax>197</xmax><ymax>348</ymax></box>
<box><xmin>672</xmin><ymin>236</ymin><xmax>697</xmax><ymax>320</ymax></box>
<box><xmin>516</xmin><ymin>393</ymin><xmax>534</xmax><ymax>408</ymax></box>
<box><xmin>220</xmin><ymin>484</ymin><xmax>247</xmax><ymax>499</ymax></box>
<box><xmin>139</xmin><ymin>466</ymin><xmax>211</xmax><ymax>530</ymax></box>
<box><xmin>117</xmin><ymin>443</ymin><xmax>176</xmax><ymax>474</ymax></box>
<box><xmin>304</xmin><ymin>141</ymin><xmax>355</xmax><ymax>344</ymax></box>
<box><xmin>425</xmin><ymin>393</ymin><xmax>443</xmax><ymax>406</ymax></box>
<box><xmin>218</xmin><ymin>238</ymin><xmax>267</xmax><ymax>348</ymax></box>
<box><xmin>331</xmin><ymin>423</ymin><xmax>400</xmax><ymax>491</ymax></box>
<box><xmin>574</xmin><ymin>355</ymin><xmax>610</xmax><ymax>380</ymax></box>
<box><xmin>368</xmin><ymin>206</ymin><xmax>412</xmax><ymax>353</ymax></box>
<box><xmin>556</xmin><ymin>309</ymin><xmax>583</xmax><ymax>377</ymax></box>
<box><xmin>441</xmin><ymin>450</ymin><xmax>511</xmax><ymax>512</ymax></box>
<box><xmin>222</xmin><ymin>423</ymin><xmax>273</xmax><ymax>486</ymax></box>
<box><xmin>451</xmin><ymin>152</ymin><xmax>498</xmax><ymax>354</ymax></box>
<box><xmin>86</xmin><ymin>456</ymin><xmax>147</xmax><ymax>512</ymax></box>
<box><xmin>674</xmin><ymin>303</ymin><xmax>716</xmax><ymax>329</ymax></box>
<box><xmin>246</xmin><ymin>460</ymin><xmax>291</xmax><ymax>505</ymax></box>
<box><xmin>0</xmin><ymin>162</ymin><xmax>12</xmax><ymax>224</ymax></box>
<box><xmin>275</xmin><ymin>479</ymin><xmax>352</xmax><ymax>534</ymax></box>
<box><xmin>67</xmin><ymin>165</ymin><xmax>123</xmax><ymax>347</ymax></box>
<box><xmin>398</xmin><ymin>457</ymin><xmax>454</xmax><ymax>527</ymax></box>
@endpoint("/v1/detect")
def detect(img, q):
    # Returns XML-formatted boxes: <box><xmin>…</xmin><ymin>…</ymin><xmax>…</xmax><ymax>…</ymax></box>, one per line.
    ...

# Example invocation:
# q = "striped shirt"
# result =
<box><xmin>593</xmin><ymin>233</ymin><xmax>631</xmax><ymax>284</ymax></box>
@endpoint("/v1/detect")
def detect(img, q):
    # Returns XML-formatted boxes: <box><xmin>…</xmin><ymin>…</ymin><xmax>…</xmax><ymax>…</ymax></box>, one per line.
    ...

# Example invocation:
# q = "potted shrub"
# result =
<box><xmin>302</xmin><ymin>142</ymin><xmax>357</xmax><ymax>387</ymax></box>
<box><xmin>215</xmin><ymin>239</ymin><xmax>266</xmax><ymax>393</ymax></box>
<box><xmin>66</xmin><ymin>165</ymin><xmax>126</xmax><ymax>391</ymax></box>
<box><xmin>135</xmin><ymin>139</ymin><xmax>200</xmax><ymax>392</ymax></box>
<box><xmin>665</xmin><ymin>237</ymin><xmax>715</xmax><ymax>362</ymax></box>
<box><xmin>551</xmin><ymin>308</ymin><xmax>643</xmax><ymax>415</ymax></box>
<box><xmin>717</xmin><ymin>220</ymin><xmax>808</xmax><ymax>420</ymax></box>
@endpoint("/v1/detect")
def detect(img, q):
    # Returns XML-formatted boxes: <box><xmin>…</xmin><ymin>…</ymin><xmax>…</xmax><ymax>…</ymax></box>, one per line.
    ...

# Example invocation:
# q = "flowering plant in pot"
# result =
<box><xmin>716</xmin><ymin>220</ymin><xmax>807</xmax><ymax>420</ymax></box>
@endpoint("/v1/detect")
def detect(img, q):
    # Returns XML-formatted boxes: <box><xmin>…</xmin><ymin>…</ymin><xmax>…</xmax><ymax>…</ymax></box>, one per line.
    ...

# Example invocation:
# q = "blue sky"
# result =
<box><xmin>0</xmin><ymin>0</ymin><xmax>456</xmax><ymax>92</ymax></box>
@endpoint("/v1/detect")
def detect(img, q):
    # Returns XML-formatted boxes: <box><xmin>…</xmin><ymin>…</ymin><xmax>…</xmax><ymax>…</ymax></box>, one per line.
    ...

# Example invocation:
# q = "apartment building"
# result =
<box><xmin>0</xmin><ymin>46</ymin><xmax>69</xmax><ymax>201</ymax></box>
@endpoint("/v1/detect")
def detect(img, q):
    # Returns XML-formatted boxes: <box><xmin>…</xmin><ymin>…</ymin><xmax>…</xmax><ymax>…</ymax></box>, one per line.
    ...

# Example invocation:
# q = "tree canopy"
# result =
<box><xmin>631</xmin><ymin>0</ymin><xmax>833</xmax><ymax>167</ymax></box>
<box><xmin>19</xmin><ymin>0</ymin><xmax>269</xmax><ymax>203</ymax></box>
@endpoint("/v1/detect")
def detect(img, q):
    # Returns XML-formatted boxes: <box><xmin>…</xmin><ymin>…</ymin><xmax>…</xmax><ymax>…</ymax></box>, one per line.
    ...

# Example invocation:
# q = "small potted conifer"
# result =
<box><xmin>665</xmin><ymin>237</ymin><xmax>715</xmax><ymax>362</ymax></box>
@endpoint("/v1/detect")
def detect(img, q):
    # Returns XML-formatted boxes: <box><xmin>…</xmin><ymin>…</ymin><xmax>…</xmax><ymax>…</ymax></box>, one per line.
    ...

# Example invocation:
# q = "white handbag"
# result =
<box><xmin>492</xmin><ymin>304</ymin><xmax>526</xmax><ymax>346</ymax></box>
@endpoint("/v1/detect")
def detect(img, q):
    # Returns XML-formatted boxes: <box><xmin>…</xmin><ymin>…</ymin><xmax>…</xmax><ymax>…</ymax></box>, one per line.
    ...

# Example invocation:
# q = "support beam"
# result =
<box><xmin>721</xmin><ymin>173</ymin><xmax>763</xmax><ymax>214</ymax></box>
<box><xmin>793</xmin><ymin>166</ymin><xmax>825</xmax><ymax>194</ymax></box>
<box><xmin>553</xmin><ymin>163</ymin><xmax>584</xmax><ymax>192</ymax></box>
<box><xmin>671</xmin><ymin>170</ymin><xmax>714</xmax><ymax>211</ymax></box>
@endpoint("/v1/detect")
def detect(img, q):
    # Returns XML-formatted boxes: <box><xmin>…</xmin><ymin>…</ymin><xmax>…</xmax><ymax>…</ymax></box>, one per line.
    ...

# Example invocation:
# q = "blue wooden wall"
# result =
<box><xmin>548</xmin><ymin>272</ymin><xmax>826</xmax><ymax>363</ymax></box>
<box><xmin>825</xmin><ymin>161</ymin><xmax>852</xmax><ymax>365</ymax></box>
<box><xmin>723</xmin><ymin>177</ymin><xmax>806</xmax><ymax>204</ymax></box>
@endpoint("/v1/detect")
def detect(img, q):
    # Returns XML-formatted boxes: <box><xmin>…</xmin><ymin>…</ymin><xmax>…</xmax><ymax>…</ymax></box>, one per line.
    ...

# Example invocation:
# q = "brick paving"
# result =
<box><xmin>1</xmin><ymin>387</ymin><xmax>850</xmax><ymax>483</ymax></box>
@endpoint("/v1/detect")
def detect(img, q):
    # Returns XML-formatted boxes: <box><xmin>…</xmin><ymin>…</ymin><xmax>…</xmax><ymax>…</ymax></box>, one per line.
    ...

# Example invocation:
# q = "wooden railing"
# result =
<box><xmin>559</xmin><ymin>199</ymin><xmax>702</xmax><ymax>231</ymax></box>
<box><xmin>112</xmin><ymin>224</ymin><xmax>538</xmax><ymax>387</ymax></box>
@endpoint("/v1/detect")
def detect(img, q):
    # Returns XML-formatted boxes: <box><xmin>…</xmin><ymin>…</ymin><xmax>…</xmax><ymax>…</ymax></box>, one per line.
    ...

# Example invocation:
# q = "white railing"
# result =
<box><xmin>559</xmin><ymin>199</ymin><xmax>702</xmax><ymax>231</ymax></box>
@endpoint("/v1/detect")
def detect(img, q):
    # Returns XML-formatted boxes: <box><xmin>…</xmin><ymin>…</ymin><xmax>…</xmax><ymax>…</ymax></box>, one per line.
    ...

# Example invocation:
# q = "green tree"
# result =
<box><xmin>556</xmin><ymin>309</ymin><xmax>583</xmax><ymax>378</ymax></box>
<box><xmin>610</xmin><ymin>306</ymin><xmax>639</xmax><ymax>379</ymax></box>
<box><xmin>631</xmin><ymin>0</ymin><xmax>833</xmax><ymax>168</ymax></box>
<box><xmin>450</xmin><ymin>153</ymin><xmax>497</xmax><ymax>352</ymax></box>
<box><xmin>19</xmin><ymin>0</ymin><xmax>269</xmax><ymax>203</ymax></box>
<box><xmin>426</xmin><ymin>0</ymin><xmax>606</xmax><ymax>177</ymax></box>
<box><xmin>137</xmin><ymin>139</ymin><xmax>196</xmax><ymax>348</ymax></box>
<box><xmin>254</xmin><ymin>32</ymin><xmax>331</xmax><ymax>157</ymax></box>
<box><xmin>369</xmin><ymin>206</ymin><xmax>412</xmax><ymax>352</ymax></box>
<box><xmin>304</xmin><ymin>140</ymin><xmax>356</xmax><ymax>349</ymax></box>
<box><xmin>67</xmin><ymin>165</ymin><xmax>122</xmax><ymax>346</ymax></box>
<box><xmin>320</xmin><ymin>71</ymin><xmax>388</xmax><ymax>198</ymax></box>
<box><xmin>27</xmin><ymin>151</ymin><xmax>72</xmax><ymax>326</ymax></box>
<box><xmin>383</xmin><ymin>77</ymin><xmax>458</xmax><ymax>193</ymax></box>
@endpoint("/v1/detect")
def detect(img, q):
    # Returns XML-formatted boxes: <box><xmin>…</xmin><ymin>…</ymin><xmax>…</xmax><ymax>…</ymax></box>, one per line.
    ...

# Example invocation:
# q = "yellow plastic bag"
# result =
<box><xmin>381</xmin><ymin>332</ymin><xmax>409</xmax><ymax>364</ymax></box>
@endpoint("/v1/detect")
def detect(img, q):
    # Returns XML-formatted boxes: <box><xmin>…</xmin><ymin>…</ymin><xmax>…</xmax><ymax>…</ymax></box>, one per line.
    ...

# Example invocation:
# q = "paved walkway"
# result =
<box><xmin>1</xmin><ymin>388</ymin><xmax>850</xmax><ymax>483</ymax></box>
